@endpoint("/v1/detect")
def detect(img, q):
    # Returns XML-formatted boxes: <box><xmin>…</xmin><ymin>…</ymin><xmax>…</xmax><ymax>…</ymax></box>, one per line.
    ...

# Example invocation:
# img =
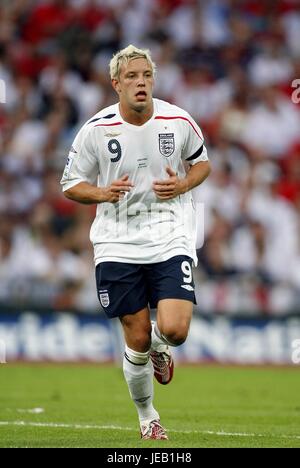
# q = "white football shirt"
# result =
<box><xmin>61</xmin><ymin>98</ymin><xmax>208</xmax><ymax>266</ymax></box>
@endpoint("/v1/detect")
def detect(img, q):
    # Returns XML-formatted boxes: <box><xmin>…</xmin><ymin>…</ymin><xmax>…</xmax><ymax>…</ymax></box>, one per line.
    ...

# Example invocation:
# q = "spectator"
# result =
<box><xmin>0</xmin><ymin>0</ymin><xmax>300</xmax><ymax>314</ymax></box>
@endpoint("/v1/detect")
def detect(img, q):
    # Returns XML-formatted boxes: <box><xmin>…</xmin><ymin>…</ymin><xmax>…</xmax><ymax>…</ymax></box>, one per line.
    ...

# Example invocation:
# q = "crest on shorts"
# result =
<box><xmin>159</xmin><ymin>133</ymin><xmax>175</xmax><ymax>157</ymax></box>
<box><xmin>99</xmin><ymin>290</ymin><xmax>110</xmax><ymax>308</ymax></box>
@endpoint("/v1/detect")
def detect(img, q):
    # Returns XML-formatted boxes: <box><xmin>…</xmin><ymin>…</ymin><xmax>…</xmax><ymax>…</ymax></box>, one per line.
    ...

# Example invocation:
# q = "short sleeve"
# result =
<box><xmin>60</xmin><ymin>125</ymin><xmax>99</xmax><ymax>191</ymax></box>
<box><xmin>182</xmin><ymin>114</ymin><xmax>208</xmax><ymax>165</ymax></box>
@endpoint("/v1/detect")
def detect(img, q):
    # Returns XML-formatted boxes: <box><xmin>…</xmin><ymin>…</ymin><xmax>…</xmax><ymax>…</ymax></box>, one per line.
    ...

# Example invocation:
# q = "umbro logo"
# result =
<box><xmin>181</xmin><ymin>285</ymin><xmax>194</xmax><ymax>292</ymax></box>
<box><xmin>105</xmin><ymin>132</ymin><xmax>122</xmax><ymax>138</ymax></box>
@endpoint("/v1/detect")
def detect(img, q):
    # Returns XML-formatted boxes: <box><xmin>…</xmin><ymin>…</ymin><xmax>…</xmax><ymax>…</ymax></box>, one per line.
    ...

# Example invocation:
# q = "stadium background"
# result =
<box><xmin>0</xmin><ymin>0</ymin><xmax>300</xmax><ymax>365</ymax></box>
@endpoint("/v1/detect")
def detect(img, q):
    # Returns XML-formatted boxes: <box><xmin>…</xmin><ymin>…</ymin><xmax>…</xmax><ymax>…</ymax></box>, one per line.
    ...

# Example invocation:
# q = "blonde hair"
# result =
<box><xmin>109</xmin><ymin>44</ymin><xmax>156</xmax><ymax>80</ymax></box>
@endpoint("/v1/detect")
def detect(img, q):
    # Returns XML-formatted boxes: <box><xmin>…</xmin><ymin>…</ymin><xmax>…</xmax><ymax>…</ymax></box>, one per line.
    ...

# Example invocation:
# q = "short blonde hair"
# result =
<box><xmin>109</xmin><ymin>44</ymin><xmax>156</xmax><ymax>80</ymax></box>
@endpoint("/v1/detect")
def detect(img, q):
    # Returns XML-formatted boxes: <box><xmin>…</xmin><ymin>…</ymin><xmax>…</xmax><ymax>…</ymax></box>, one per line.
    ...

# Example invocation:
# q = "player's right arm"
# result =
<box><xmin>64</xmin><ymin>176</ymin><xmax>133</xmax><ymax>204</ymax></box>
<box><xmin>60</xmin><ymin>124</ymin><xmax>133</xmax><ymax>204</ymax></box>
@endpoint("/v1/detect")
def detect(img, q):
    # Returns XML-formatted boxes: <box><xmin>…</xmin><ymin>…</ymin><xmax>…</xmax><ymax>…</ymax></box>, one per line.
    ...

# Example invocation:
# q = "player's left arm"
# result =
<box><xmin>181</xmin><ymin>159</ymin><xmax>211</xmax><ymax>192</ymax></box>
<box><xmin>153</xmin><ymin>115</ymin><xmax>211</xmax><ymax>200</ymax></box>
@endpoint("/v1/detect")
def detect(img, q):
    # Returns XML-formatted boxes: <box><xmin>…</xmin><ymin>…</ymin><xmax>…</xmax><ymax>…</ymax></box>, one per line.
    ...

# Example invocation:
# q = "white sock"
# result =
<box><xmin>151</xmin><ymin>321</ymin><xmax>171</xmax><ymax>352</ymax></box>
<box><xmin>123</xmin><ymin>345</ymin><xmax>159</xmax><ymax>425</ymax></box>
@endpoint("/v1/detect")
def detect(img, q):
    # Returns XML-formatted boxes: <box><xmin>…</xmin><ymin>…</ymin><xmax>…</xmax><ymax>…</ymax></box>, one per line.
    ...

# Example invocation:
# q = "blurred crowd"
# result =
<box><xmin>0</xmin><ymin>0</ymin><xmax>300</xmax><ymax>315</ymax></box>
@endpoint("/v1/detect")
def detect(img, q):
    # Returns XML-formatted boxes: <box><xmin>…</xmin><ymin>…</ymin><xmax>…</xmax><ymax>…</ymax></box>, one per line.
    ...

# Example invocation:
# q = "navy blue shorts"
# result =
<box><xmin>95</xmin><ymin>255</ymin><xmax>196</xmax><ymax>319</ymax></box>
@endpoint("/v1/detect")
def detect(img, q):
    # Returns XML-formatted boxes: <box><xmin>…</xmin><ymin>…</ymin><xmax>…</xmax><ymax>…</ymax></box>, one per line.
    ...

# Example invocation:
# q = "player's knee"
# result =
<box><xmin>163</xmin><ymin>329</ymin><xmax>188</xmax><ymax>347</ymax></box>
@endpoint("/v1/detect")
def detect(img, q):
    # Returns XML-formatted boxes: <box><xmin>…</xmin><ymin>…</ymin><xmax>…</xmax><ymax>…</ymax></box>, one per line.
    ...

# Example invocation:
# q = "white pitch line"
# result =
<box><xmin>0</xmin><ymin>421</ymin><xmax>300</xmax><ymax>440</ymax></box>
<box><xmin>0</xmin><ymin>421</ymin><xmax>133</xmax><ymax>431</ymax></box>
<box><xmin>16</xmin><ymin>408</ymin><xmax>45</xmax><ymax>414</ymax></box>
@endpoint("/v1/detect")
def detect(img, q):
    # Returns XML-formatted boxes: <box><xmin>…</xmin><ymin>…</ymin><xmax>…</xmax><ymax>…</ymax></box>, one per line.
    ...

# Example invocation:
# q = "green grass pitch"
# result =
<box><xmin>0</xmin><ymin>364</ymin><xmax>299</xmax><ymax>448</ymax></box>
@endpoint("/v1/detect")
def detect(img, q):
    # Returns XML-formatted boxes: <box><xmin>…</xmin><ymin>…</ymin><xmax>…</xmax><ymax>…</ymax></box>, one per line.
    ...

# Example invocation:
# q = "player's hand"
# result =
<box><xmin>101</xmin><ymin>174</ymin><xmax>134</xmax><ymax>203</ymax></box>
<box><xmin>152</xmin><ymin>167</ymin><xmax>188</xmax><ymax>200</ymax></box>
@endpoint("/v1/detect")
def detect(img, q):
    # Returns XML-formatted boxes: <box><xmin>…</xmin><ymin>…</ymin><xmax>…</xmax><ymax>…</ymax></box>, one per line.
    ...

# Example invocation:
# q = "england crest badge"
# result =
<box><xmin>99</xmin><ymin>290</ymin><xmax>110</xmax><ymax>308</ymax></box>
<box><xmin>159</xmin><ymin>133</ymin><xmax>175</xmax><ymax>157</ymax></box>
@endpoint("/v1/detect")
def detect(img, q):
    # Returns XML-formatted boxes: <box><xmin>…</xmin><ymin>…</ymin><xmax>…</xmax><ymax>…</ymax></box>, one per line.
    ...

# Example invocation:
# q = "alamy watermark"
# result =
<box><xmin>0</xmin><ymin>339</ymin><xmax>7</xmax><ymax>364</ymax></box>
<box><xmin>291</xmin><ymin>79</ymin><xmax>300</xmax><ymax>104</ymax></box>
<box><xmin>0</xmin><ymin>79</ymin><xmax>6</xmax><ymax>103</ymax></box>
<box><xmin>96</xmin><ymin>200</ymin><xmax>205</xmax><ymax>248</ymax></box>
<box><xmin>291</xmin><ymin>339</ymin><xmax>300</xmax><ymax>364</ymax></box>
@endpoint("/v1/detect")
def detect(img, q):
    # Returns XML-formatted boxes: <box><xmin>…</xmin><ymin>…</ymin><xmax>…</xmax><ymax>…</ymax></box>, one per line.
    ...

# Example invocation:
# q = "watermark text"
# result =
<box><xmin>0</xmin><ymin>79</ymin><xmax>6</xmax><ymax>103</ymax></box>
<box><xmin>291</xmin><ymin>79</ymin><xmax>300</xmax><ymax>104</ymax></box>
<box><xmin>97</xmin><ymin>200</ymin><xmax>205</xmax><ymax>248</ymax></box>
<box><xmin>0</xmin><ymin>339</ymin><xmax>6</xmax><ymax>364</ymax></box>
<box><xmin>291</xmin><ymin>339</ymin><xmax>300</xmax><ymax>364</ymax></box>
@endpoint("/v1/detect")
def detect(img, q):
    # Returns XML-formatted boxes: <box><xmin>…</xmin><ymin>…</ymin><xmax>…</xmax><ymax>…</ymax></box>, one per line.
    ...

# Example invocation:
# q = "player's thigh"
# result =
<box><xmin>119</xmin><ymin>307</ymin><xmax>152</xmax><ymax>352</ymax></box>
<box><xmin>95</xmin><ymin>261</ymin><xmax>148</xmax><ymax>319</ymax></box>
<box><xmin>156</xmin><ymin>298</ymin><xmax>193</xmax><ymax>344</ymax></box>
<box><xmin>146</xmin><ymin>255</ymin><xmax>195</xmax><ymax>343</ymax></box>
<box><xmin>146</xmin><ymin>255</ymin><xmax>196</xmax><ymax>308</ymax></box>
